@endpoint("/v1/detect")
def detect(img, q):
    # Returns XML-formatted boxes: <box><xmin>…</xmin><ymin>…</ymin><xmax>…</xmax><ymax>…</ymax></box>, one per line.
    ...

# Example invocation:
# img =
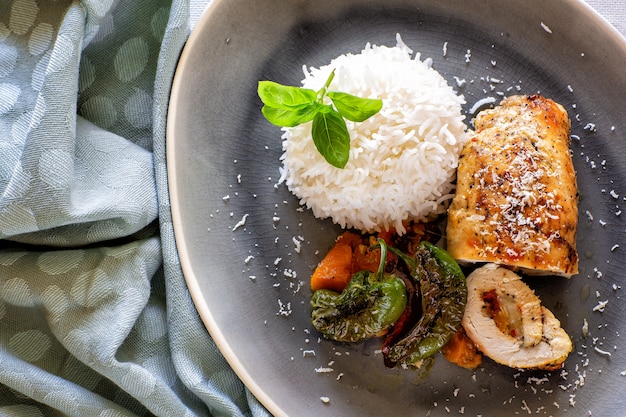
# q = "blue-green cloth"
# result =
<box><xmin>0</xmin><ymin>1</ymin><xmax>269</xmax><ymax>416</ymax></box>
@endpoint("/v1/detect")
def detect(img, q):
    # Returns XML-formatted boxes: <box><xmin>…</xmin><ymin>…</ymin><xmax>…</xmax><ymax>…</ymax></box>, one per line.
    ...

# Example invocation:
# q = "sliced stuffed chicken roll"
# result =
<box><xmin>462</xmin><ymin>264</ymin><xmax>572</xmax><ymax>370</ymax></box>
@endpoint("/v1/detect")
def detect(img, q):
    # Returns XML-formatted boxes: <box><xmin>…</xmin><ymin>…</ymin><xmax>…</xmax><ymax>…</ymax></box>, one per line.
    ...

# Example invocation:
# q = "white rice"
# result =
<box><xmin>278</xmin><ymin>35</ymin><xmax>469</xmax><ymax>234</ymax></box>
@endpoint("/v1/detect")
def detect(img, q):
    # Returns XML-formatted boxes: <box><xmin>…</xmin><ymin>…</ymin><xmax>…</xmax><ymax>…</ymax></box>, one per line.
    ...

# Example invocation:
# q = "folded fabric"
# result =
<box><xmin>0</xmin><ymin>1</ymin><xmax>269</xmax><ymax>416</ymax></box>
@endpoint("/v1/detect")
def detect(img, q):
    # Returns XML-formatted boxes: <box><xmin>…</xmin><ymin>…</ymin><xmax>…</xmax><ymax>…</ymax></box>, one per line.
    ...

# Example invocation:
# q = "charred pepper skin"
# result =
<box><xmin>310</xmin><ymin>270</ymin><xmax>407</xmax><ymax>343</ymax></box>
<box><xmin>383</xmin><ymin>242</ymin><xmax>467</xmax><ymax>366</ymax></box>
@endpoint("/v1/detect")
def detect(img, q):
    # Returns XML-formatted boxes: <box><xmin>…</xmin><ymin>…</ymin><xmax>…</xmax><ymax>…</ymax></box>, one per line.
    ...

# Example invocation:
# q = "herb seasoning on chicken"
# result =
<box><xmin>446</xmin><ymin>95</ymin><xmax>578</xmax><ymax>277</ymax></box>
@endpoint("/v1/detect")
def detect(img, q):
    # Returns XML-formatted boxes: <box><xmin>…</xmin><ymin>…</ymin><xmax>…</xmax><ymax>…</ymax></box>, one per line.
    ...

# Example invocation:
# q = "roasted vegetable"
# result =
<box><xmin>310</xmin><ymin>237</ymin><xmax>354</xmax><ymax>293</ymax></box>
<box><xmin>310</xmin><ymin>231</ymin><xmax>380</xmax><ymax>292</ymax></box>
<box><xmin>311</xmin><ymin>240</ymin><xmax>407</xmax><ymax>343</ymax></box>
<box><xmin>383</xmin><ymin>242</ymin><xmax>467</xmax><ymax>366</ymax></box>
<box><xmin>441</xmin><ymin>327</ymin><xmax>483</xmax><ymax>370</ymax></box>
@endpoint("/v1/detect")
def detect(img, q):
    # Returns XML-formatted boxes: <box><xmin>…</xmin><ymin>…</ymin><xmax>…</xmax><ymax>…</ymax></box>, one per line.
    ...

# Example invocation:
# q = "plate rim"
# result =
<box><xmin>166</xmin><ymin>1</ymin><xmax>285</xmax><ymax>412</ymax></box>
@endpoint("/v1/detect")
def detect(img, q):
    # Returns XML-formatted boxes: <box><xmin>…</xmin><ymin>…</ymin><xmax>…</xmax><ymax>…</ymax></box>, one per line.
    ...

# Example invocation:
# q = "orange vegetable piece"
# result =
<box><xmin>376</xmin><ymin>229</ymin><xmax>395</xmax><ymax>246</ymax></box>
<box><xmin>441</xmin><ymin>327</ymin><xmax>482</xmax><ymax>369</ymax></box>
<box><xmin>352</xmin><ymin>243</ymin><xmax>381</xmax><ymax>273</ymax></box>
<box><xmin>336</xmin><ymin>231</ymin><xmax>364</xmax><ymax>248</ymax></box>
<box><xmin>310</xmin><ymin>232</ymin><xmax>362</xmax><ymax>292</ymax></box>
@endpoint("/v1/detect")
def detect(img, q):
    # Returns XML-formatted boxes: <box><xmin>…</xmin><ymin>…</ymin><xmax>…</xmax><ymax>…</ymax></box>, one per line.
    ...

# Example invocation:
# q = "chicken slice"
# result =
<box><xmin>446</xmin><ymin>95</ymin><xmax>578</xmax><ymax>278</ymax></box>
<box><xmin>462</xmin><ymin>264</ymin><xmax>572</xmax><ymax>370</ymax></box>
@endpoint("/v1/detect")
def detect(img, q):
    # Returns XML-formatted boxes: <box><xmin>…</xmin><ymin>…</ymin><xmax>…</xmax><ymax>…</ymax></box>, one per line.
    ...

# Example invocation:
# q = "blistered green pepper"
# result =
<box><xmin>383</xmin><ymin>241</ymin><xmax>467</xmax><ymax>366</ymax></box>
<box><xmin>311</xmin><ymin>240</ymin><xmax>408</xmax><ymax>343</ymax></box>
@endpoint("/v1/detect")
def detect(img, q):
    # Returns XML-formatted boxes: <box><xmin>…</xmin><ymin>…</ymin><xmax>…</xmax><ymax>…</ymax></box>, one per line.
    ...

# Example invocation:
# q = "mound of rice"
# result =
<box><xmin>278</xmin><ymin>35</ymin><xmax>469</xmax><ymax>235</ymax></box>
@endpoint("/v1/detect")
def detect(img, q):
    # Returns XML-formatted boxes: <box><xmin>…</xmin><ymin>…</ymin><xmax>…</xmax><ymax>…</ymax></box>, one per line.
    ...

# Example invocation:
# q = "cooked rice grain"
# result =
<box><xmin>278</xmin><ymin>35</ymin><xmax>468</xmax><ymax>234</ymax></box>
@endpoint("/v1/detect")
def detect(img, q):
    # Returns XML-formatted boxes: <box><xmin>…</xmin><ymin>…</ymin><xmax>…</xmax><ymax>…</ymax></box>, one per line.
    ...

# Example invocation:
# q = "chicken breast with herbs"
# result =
<box><xmin>446</xmin><ymin>95</ymin><xmax>578</xmax><ymax>278</ymax></box>
<box><xmin>462</xmin><ymin>264</ymin><xmax>572</xmax><ymax>370</ymax></box>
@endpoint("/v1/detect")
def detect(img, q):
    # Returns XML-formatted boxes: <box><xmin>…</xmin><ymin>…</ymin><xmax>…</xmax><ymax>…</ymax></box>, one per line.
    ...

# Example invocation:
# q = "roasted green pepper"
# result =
<box><xmin>310</xmin><ymin>240</ymin><xmax>408</xmax><ymax>343</ymax></box>
<box><xmin>383</xmin><ymin>241</ymin><xmax>467</xmax><ymax>366</ymax></box>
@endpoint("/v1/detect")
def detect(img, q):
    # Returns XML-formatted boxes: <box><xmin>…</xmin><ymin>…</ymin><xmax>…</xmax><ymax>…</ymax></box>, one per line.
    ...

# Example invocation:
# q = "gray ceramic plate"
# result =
<box><xmin>167</xmin><ymin>0</ymin><xmax>626</xmax><ymax>415</ymax></box>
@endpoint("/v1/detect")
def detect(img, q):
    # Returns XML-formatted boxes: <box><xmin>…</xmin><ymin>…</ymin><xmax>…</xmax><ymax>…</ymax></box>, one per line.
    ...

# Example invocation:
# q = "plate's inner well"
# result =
<box><xmin>168</xmin><ymin>1</ymin><xmax>626</xmax><ymax>415</ymax></box>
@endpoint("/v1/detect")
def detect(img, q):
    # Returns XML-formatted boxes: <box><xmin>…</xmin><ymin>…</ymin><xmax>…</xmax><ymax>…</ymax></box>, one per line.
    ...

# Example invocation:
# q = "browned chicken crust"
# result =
<box><xmin>446</xmin><ymin>95</ymin><xmax>578</xmax><ymax>277</ymax></box>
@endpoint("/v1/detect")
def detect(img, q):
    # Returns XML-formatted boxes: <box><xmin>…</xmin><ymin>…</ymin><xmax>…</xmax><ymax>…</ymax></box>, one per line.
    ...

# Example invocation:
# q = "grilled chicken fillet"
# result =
<box><xmin>446</xmin><ymin>95</ymin><xmax>578</xmax><ymax>277</ymax></box>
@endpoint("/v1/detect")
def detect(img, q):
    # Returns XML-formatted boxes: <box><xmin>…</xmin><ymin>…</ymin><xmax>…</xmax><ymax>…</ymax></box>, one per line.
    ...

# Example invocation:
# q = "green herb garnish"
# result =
<box><xmin>258</xmin><ymin>70</ymin><xmax>383</xmax><ymax>168</ymax></box>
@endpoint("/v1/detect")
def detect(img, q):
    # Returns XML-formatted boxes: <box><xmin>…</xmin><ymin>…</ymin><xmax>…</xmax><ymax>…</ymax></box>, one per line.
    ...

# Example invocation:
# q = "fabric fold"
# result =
<box><xmin>0</xmin><ymin>0</ymin><xmax>269</xmax><ymax>416</ymax></box>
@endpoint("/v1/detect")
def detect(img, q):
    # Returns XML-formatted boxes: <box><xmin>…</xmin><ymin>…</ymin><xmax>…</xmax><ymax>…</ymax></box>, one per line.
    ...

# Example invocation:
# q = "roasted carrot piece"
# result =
<box><xmin>310</xmin><ymin>232</ymin><xmax>361</xmax><ymax>292</ymax></box>
<box><xmin>441</xmin><ymin>327</ymin><xmax>483</xmax><ymax>369</ymax></box>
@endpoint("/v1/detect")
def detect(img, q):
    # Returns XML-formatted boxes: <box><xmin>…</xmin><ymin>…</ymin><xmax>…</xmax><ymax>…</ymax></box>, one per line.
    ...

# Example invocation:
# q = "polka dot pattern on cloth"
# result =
<box><xmin>0</xmin><ymin>0</ymin><xmax>273</xmax><ymax>416</ymax></box>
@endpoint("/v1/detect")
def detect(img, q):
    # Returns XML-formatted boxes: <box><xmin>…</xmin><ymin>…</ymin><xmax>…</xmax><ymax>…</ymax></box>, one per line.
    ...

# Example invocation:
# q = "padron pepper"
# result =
<box><xmin>383</xmin><ymin>241</ymin><xmax>467</xmax><ymax>367</ymax></box>
<box><xmin>310</xmin><ymin>239</ymin><xmax>408</xmax><ymax>343</ymax></box>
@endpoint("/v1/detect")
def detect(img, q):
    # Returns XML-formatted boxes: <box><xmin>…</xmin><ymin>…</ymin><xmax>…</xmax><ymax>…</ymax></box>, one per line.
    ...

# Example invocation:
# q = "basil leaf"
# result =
<box><xmin>311</xmin><ymin>107</ymin><xmax>350</xmax><ymax>168</ymax></box>
<box><xmin>328</xmin><ymin>91</ymin><xmax>383</xmax><ymax>122</ymax></box>
<box><xmin>258</xmin><ymin>81</ymin><xmax>317</xmax><ymax>108</ymax></box>
<box><xmin>258</xmin><ymin>75</ymin><xmax>382</xmax><ymax>169</ymax></box>
<box><xmin>261</xmin><ymin>103</ymin><xmax>318</xmax><ymax>127</ymax></box>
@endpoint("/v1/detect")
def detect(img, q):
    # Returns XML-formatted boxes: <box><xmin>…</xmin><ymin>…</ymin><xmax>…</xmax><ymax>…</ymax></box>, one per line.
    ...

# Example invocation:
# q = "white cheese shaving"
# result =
<box><xmin>469</xmin><ymin>97</ymin><xmax>496</xmax><ymax>114</ymax></box>
<box><xmin>594</xmin><ymin>346</ymin><xmax>612</xmax><ymax>357</ymax></box>
<box><xmin>277</xmin><ymin>299</ymin><xmax>292</xmax><ymax>316</ymax></box>
<box><xmin>453</xmin><ymin>76</ymin><xmax>466</xmax><ymax>88</ymax></box>
<box><xmin>592</xmin><ymin>300</ymin><xmax>608</xmax><ymax>312</ymax></box>
<box><xmin>540</xmin><ymin>22</ymin><xmax>553</xmax><ymax>33</ymax></box>
<box><xmin>292</xmin><ymin>236</ymin><xmax>302</xmax><ymax>253</ymax></box>
<box><xmin>232</xmin><ymin>213</ymin><xmax>249</xmax><ymax>231</ymax></box>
